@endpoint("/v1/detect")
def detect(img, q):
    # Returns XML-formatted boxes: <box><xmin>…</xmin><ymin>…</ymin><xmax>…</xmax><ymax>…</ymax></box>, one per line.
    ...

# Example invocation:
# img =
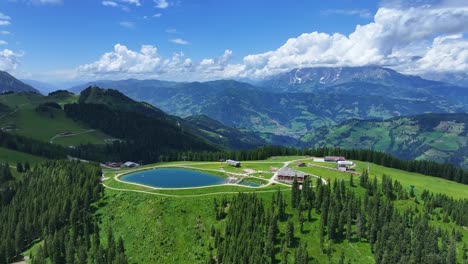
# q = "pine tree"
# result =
<box><xmin>291</xmin><ymin>177</ymin><xmax>299</xmax><ymax>209</ymax></box>
<box><xmin>16</xmin><ymin>162</ymin><xmax>24</xmax><ymax>173</ymax></box>
<box><xmin>446</xmin><ymin>239</ymin><xmax>456</xmax><ymax>264</ymax></box>
<box><xmin>463</xmin><ymin>243</ymin><xmax>468</xmax><ymax>261</ymax></box>
<box><xmin>286</xmin><ymin>222</ymin><xmax>294</xmax><ymax>248</ymax></box>
<box><xmin>350</xmin><ymin>174</ymin><xmax>354</xmax><ymax>187</ymax></box>
<box><xmin>339</xmin><ymin>250</ymin><xmax>345</xmax><ymax>264</ymax></box>
<box><xmin>24</xmin><ymin>162</ymin><xmax>30</xmax><ymax>171</ymax></box>
<box><xmin>281</xmin><ymin>241</ymin><xmax>288</xmax><ymax>264</ymax></box>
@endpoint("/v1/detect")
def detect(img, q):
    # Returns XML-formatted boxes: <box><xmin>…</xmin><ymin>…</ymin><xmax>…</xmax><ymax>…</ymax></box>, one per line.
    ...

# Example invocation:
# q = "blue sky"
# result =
<box><xmin>0</xmin><ymin>0</ymin><xmax>467</xmax><ymax>84</ymax></box>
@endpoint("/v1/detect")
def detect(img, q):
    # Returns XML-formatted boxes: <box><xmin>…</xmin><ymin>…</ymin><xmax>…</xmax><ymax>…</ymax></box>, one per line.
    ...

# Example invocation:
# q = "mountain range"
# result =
<box><xmin>1</xmin><ymin>66</ymin><xmax>467</xmax><ymax>167</ymax></box>
<box><xmin>69</xmin><ymin>66</ymin><xmax>468</xmax><ymax>137</ymax></box>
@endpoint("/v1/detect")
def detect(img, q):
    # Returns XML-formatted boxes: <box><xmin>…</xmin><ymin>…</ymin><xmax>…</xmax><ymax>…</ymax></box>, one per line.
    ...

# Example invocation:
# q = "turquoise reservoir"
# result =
<box><xmin>121</xmin><ymin>168</ymin><xmax>226</xmax><ymax>188</ymax></box>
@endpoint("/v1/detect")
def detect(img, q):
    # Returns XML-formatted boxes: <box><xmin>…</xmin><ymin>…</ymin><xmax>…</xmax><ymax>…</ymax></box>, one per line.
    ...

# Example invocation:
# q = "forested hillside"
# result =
<box><xmin>64</xmin><ymin>102</ymin><xmax>216</xmax><ymax>163</ymax></box>
<box><xmin>210</xmin><ymin>176</ymin><xmax>468</xmax><ymax>263</ymax></box>
<box><xmin>0</xmin><ymin>161</ymin><xmax>127</xmax><ymax>263</ymax></box>
<box><xmin>301</xmin><ymin>113</ymin><xmax>468</xmax><ymax>169</ymax></box>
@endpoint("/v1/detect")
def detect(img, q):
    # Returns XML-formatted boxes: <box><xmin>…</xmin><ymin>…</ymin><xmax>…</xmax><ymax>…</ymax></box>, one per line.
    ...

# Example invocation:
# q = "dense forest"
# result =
<box><xmin>0</xmin><ymin>161</ymin><xmax>128</xmax><ymax>263</ymax></box>
<box><xmin>64</xmin><ymin>103</ymin><xmax>217</xmax><ymax>163</ymax></box>
<box><xmin>0</xmin><ymin>131</ymin><xmax>66</xmax><ymax>159</ymax></box>
<box><xmin>210</xmin><ymin>174</ymin><xmax>468</xmax><ymax>263</ymax></box>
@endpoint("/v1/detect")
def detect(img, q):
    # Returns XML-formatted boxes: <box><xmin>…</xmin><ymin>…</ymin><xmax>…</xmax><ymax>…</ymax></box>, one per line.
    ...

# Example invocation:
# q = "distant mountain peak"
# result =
<box><xmin>0</xmin><ymin>71</ymin><xmax>40</xmax><ymax>94</ymax></box>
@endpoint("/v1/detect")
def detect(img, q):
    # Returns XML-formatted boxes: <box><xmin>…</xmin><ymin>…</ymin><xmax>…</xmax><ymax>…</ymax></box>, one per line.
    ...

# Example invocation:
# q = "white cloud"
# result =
<box><xmin>102</xmin><ymin>1</ymin><xmax>132</xmax><ymax>11</ymax></box>
<box><xmin>64</xmin><ymin>1</ymin><xmax>468</xmax><ymax>81</ymax></box>
<box><xmin>239</xmin><ymin>5</ymin><xmax>468</xmax><ymax>78</ymax></box>
<box><xmin>154</xmin><ymin>0</ymin><xmax>169</xmax><ymax>9</ymax></box>
<box><xmin>0</xmin><ymin>21</ymin><xmax>11</xmax><ymax>26</ymax></box>
<box><xmin>322</xmin><ymin>9</ymin><xmax>373</xmax><ymax>19</ymax></box>
<box><xmin>120</xmin><ymin>0</ymin><xmax>141</xmax><ymax>6</ymax></box>
<box><xmin>0</xmin><ymin>31</ymin><xmax>9</xmax><ymax>35</ymax></box>
<box><xmin>0</xmin><ymin>49</ymin><xmax>22</xmax><ymax>72</ymax></box>
<box><xmin>166</xmin><ymin>28</ymin><xmax>179</xmax><ymax>34</ymax></box>
<box><xmin>170</xmin><ymin>38</ymin><xmax>189</xmax><ymax>45</ymax></box>
<box><xmin>0</xmin><ymin>40</ymin><xmax>7</xmax><ymax>45</ymax></box>
<box><xmin>0</xmin><ymin>13</ymin><xmax>11</xmax><ymax>20</ymax></box>
<box><xmin>102</xmin><ymin>1</ymin><xmax>118</xmax><ymax>7</ymax></box>
<box><xmin>153</xmin><ymin>13</ymin><xmax>162</xmax><ymax>17</ymax></box>
<box><xmin>76</xmin><ymin>44</ymin><xmax>238</xmax><ymax>81</ymax></box>
<box><xmin>78</xmin><ymin>44</ymin><xmax>161</xmax><ymax>75</ymax></box>
<box><xmin>409</xmin><ymin>34</ymin><xmax>468</xmax><ymax>73</ymax></box>
<box><xmin>119</xmin><ymin>21</ymin><xmax>135</xmax><ymax>29</ymax></box>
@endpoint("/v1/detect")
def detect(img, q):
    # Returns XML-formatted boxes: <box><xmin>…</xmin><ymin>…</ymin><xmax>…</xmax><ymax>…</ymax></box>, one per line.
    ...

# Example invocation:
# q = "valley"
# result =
<box><xmin>1</xmin><ymin>2</ymin><xmax>468</xmax><ymax>264</ymax></box>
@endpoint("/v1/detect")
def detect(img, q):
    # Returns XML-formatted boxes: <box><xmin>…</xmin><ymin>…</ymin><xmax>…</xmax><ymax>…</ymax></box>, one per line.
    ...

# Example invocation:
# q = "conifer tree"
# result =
<box><xmin>291</xmin><ymin>177</ymin><xmax>299</xmax><ymax>209</ymax></box>
<box><xmin>286</xmin><ymin>221</ymin><xmax>294</xmax><ymax>248</ymax></box>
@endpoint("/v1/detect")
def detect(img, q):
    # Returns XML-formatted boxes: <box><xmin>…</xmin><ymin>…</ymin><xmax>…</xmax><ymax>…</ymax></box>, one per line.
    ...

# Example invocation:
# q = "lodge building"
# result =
<box><xmin>276</xmin><ymin>167</ymin><xmax>309</xmax><ymax>183</ymax></box>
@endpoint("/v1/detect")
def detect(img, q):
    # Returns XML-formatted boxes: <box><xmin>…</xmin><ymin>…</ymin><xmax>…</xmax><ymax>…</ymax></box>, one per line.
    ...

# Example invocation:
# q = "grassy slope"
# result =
<box><xmin>0</xmin><ymin>93</ymin><xmax>111</xmax><ymax>146</ymax></box>
<box><xmin>293</xmin><ymin>160</ymin><xmax>468</xmax><ymax>200</ymax></box>
<box><xmin>0</xmin><ymin>146</ymin><xmax>46</xmax><ymax>165</ymax></box>
<box><xmin>300</xmin><ymin>114</ymin><xmax>468</xmax><ymax>169</ymax></box>
<box><xmin>98</xmin><ymin>157</ymin><xmax>468</xmax><ymax>263</ymax></box>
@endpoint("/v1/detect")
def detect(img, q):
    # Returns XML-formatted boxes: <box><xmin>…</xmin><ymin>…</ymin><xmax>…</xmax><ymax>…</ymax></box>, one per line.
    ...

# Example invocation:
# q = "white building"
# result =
<box><xmin>226</xmin><ymin>159</ymin><xmax>241</xmax><ymax>167</ymax></box>
<box><xmin>123</xmin><ymin>161</ymin><xmax>140</xmax><ymax>168</ymax></box>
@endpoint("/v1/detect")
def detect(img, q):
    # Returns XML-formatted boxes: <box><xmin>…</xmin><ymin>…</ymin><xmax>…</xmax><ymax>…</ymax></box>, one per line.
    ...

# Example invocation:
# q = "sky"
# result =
<box><xmin>0</xmin><ymin>0</ymin><xmax>467</xmax><ymax>85</ymax></box>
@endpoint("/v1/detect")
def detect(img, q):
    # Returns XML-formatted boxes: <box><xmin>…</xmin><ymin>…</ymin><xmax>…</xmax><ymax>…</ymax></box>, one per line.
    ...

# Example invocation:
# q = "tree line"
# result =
<box><xmin>0</xmin><ymin>161</ymin><xmax>128</xmax><ymax>263</ymax></box>
<box><xmin>0</xmin><ymin>131</ymin><xmax>66</xmax><ymax>159</ymax></box>
<box><xmin>210</xmin><ymin>172</ymin><xmax>468</xmax><ymax>263</ymax></box>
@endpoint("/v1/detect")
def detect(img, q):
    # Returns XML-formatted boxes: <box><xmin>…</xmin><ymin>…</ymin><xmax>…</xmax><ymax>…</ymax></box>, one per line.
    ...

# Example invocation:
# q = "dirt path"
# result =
<box><xmin>49</xmin><ymin>129</ymin><xmax>95</xmax><ymax>144</ymax></box>
<box><xmin>102</xmin><ymin>182</ymin><xmax>289</xmax><ymax>198</ymax></box>
<box><xmin>0</xmin><ymin>103</ymin><xmax>28</xmax><ymax>121</ymax></box>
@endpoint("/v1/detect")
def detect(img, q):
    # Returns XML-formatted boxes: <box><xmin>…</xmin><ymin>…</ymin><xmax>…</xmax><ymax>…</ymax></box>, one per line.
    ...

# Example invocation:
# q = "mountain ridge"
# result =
<box><xmin>0</xmin><ymin>71</ymin><xmax>40</xmax><ymax>94</ymax></box>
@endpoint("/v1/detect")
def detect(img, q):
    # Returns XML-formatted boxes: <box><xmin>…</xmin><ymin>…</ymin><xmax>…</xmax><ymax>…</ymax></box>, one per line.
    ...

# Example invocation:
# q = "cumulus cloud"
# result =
<box><xmin>77</xmin><ymin>44</ymin><xmax>166</xmax><ymax>77</ymax></box>
<box><xmin>0</xmin><ymin>40</ymin><xmax>7</xmax><ymax>45</ymax></box>
<box><xmin>76</xmin><ymin>44</ymin><xmax>239</xmax><ymax>81</ymax></box>
<box><xmin>153</xmin><ymin>13</ymin><xmax>162</xmax><ymax>17</ymax></box>
<box><xmin>154</xmin><ymin>0</ymin><xmax>169</xmax><ymax>9</ymax></box>
<box><xmin>239</xmin><ymin>5</ymin><xmax>468</xmax><ymax>78</ymax></box>
<box><xmin>0</xmin><ymin>21</ymin><xmax>11</xmax><ymax>26</ymax></box>
<box><xmin>170</xmin><ymin>38</ymin><xmax>189</xmax><ymax>45</ymax></box>
<box><xmin>409</xmin><ymin>34</ymin><xmax>468</xmax><ymax>73</ymax></box>
<box><xmin>70</xmin><ymin>1</ymin><xmax>468</xmax><ymax>81</ymax></box>
<box><xmin>0</xmin><ymin>49</ymin><xmax>22</xmax><ymax>72</ymax></box>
